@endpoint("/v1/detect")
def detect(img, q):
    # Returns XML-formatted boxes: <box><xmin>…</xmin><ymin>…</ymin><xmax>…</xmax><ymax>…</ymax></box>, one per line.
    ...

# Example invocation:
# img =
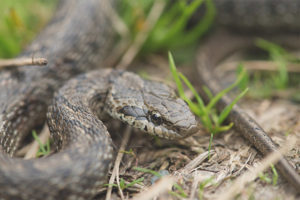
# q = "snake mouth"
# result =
<box><xmin>181</xmin><ymin>123</ymin><xmax>200</xmax><ymax>136</ymax></box>
<box><xmin>131</xmin><ymin>118</ymin><xmax>200</xmax><ymax>140</ymax></box>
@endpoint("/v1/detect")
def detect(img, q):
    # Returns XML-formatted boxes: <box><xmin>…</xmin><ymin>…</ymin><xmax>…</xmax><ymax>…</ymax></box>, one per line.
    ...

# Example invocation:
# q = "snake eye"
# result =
<box><xmin>150</xmin><ymin>112</ymin><xmax>162</xmax><ymax>125</ymax></box>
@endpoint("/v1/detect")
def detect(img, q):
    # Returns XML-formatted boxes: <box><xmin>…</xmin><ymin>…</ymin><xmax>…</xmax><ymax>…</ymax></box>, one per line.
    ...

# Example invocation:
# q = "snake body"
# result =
<box><xmin>0</xmin><ymin>69</ymin><xmax>197</xmax><ymax>200</ymax></box>
<box><xmin>0</xmin><ymin>0</ymin><xmax>198</xmax><ymax>199</ymax></box>
<box><xmin>0</xmin><ymin>0</ymin><xmax>111</xmax><ymax>199</ymax></box>
<box><xmin>197</xmin><ymin>0</ymin><xmax>300</xmax><ymax>190</ymax></box>
<box><xmin>0</xmin><ymin>0</ymin><xmax>300</xmax><ymax>199</ymax></box>
<box><xmin>0</xmin><ymin>0</ymin><xmax>113</xmax><ymax>155</ymax></box>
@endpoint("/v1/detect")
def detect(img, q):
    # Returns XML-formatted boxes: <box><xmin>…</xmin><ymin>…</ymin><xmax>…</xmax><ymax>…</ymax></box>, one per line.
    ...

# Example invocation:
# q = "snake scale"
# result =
<box><xmin>0</xmin><ymin>0</ymin><xmax>299</xmax><ymax>199</ymax></box>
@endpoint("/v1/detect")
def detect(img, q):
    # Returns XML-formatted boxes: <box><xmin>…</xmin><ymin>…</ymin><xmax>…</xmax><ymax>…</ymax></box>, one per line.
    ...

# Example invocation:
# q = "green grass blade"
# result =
<box><xmin>179</xmin><ymin>72</ymin><xmax>206</xmax><ymax>115</ymax></box>
<box><xmin>32</xmin><ymin>130</ymin><xmax>47</xmax><ymax>155</ymax></box>
<box><xmin>202</xmin><ymin>86</ymin><xmax>214</xmax><ymax>100</ymax></box>
<box><xmin>271</xmin><ymin>164</ymin><xmax>278</xmax><ymax>186</ymax></box>
<box><xmin>169</xmin><ymin>52</ymin><xmax>184</xmax><ymax>96</ymax></box>
<box><xmin>159</xmin><ymin>0</ymin><xmax>204</xmax><ymax>46</ymax></box>
<box><xmin>173</xmin><ymin>183</ymin><xmax>188</xmax><ymax>198</ymax></box>
<box><xmin>236</xmin><ymin>64</ymin><xmax>249</xmax><ymax>91</ymax></box>
<box><xmin>207</xmin><ymin>67</ymin><xmax>246</xmax><ymax>111</ymax></box>
<box><xmin>198</xmin><ymin>177</ymin><xmax>215</xmax><ymax>200</ymax></box>
<box><xmin>133</xmin><ymin>167</ymin><xmax>162</xmax><ymax>177</ymax></box>
<box><xmin>179</xmin><ymin>0</ymin><xmax>216</xmax><ymax>46</ymax></box>
<box><xmin>169</xmin><ymin>52</ymin><xmax>200</xmax><ymax>114</ymax></box>
<box><xmin>217</xmin><ymin>88</ymin><xmax>248</xmax><ymax>125</ymax></box>
<box><xmin>214</xmin><ymin>123</ymin><xmax>234</xmax><ymax>133</ymax></box>
<box><xmin>255</xmin><ymin>38</ymin><xmax>286</xmax><ymax>55</ymax></box>
<box><xmin>123</xmin><ymin>177</ymin><xmax>144</xmax><ymax>190</ymax></box>
<box><xmin>208</xmin><ymin>133</ymin><xmax>213</xmax><ymax>158</ymax></box>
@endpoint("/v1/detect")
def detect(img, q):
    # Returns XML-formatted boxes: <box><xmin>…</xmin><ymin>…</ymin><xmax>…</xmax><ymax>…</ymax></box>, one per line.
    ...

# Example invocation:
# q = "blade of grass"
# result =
<box><xmin>236</xmin><ymin>64</ymin><xmax>249</xmax><ymax>91</ymax></box>
<box><xmin>169</xmin><ymin>52</ymin><xmax>200</xmax><ymax>113</ymax></box>
<box><xmin>172</xmin><ymin>183</ymin><xmax>188</xmax><ymax>198</ymax></box>
<box><xmin>178</xmin><ymin>0</ymin><xmax>216</xmax><ymax>46</ymax></box>
<box><xmin>169</xmin><ymin>52</ymin><xmax>184</xmax><ymax>96</ymax></box>
<box><xmin>217</xmin><ymin>88</ymin><xmax>249</xmax><ymax>125</ymax></box>
<box><xmin>32</xmin><ymin>130</ymin><xmax>47</xmax><ymax>155</ymax></box>
<box><xmin>270</xmin><ymin>164</ymin><xmax>278</xmax><ymax>186</ymax></box>
<box><xmin>214</xmin><ymin>123</ymin><xmax>234</xmax><ymax>133</ymax></box>
<box><xmin>133</xmin><ymin>167</ymin><xmax>162</xmax><ymax>177</ymax></box>
<box><xmin>206</xmin><ymin>67</ymin><xmax>246</xmax><ymax>111</ymax></box>
<box><xmin>123</xmin><ymin>177</ymin><xmax>144</xmax><ymax>190</ymax></box>
<box><xmin>158</xmin><ymin>0</ymin><xmax>204</xmax><ymax>47</ymax></box>
<box><xmin>179</xmin><ymin>72</ymin><xmax>206</xmax><ymax>115</ymax></box>
<box><xmin>202</xmin><ymin>86</ymin><xmax>214</xmax><ymax>100</ymax></box>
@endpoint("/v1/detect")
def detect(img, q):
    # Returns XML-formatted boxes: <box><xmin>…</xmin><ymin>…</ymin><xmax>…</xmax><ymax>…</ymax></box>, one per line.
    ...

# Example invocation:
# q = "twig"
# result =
<box><xmin>188</xmin><ymin>172</ymin><xmax>202</xmax><ymax>200</ymax></box>
<box><xmin>116</xmin><ymin>0</ymin><xmax>166</xmax><ymax>69</ymax></box>
<box><xmin>215</xmin><ymin>136</ymin><xmax>297</xmax><ymax>200</ymax></box>
<box><xmin>0</xmin><ymin>57</ymin><xmax>47</xmax><ymax>68</ymax></box>
<box><xmin>182</xmin><ymin>150</ymin><xmax>214</xmax><ymax>174</ymax></box>
<box><xmin>103</xmin><ymin>0</ymin><xmax>129</xmax><ymax>39</ymax></box>
<box><xmin>105</xmin><ymin>127</ymin><xmax>132</xmax><ymax>200</ymax></box>
<box><xmin>233</xmin><ymin>153</ymin><xmax>252</xmax><ymax>176</ymax></box>
<box><xmin>219</xmin><ymin>60</ymin><xmax>300</xmax><ymax>73</ymax></box>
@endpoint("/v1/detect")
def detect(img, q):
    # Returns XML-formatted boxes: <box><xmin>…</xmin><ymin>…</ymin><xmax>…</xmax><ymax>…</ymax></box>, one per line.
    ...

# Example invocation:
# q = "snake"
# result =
<box><xmin>196</xmin><ymin>0</ymin><xmax>300</xmax><ymax>190</ymax></box>
<box><xmin>0</xmin><ymin>0</ymin><xmax>198</xmax><ymax>199</ymax></box>
<box><xmin>0</xmin><ymin>0</ymin><xmax>299</xmax><ymax>199</ymax></box>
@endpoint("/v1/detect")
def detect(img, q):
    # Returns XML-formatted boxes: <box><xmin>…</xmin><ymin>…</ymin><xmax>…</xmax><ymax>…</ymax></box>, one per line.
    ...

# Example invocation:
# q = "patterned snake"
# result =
<box><xmin>0</xmin><ymin>0</ymin><xmax>299</xmax><ymax>199</ymax></box>
<box><xmin>0</xmin><ymin>0</ymin><xmax>198</xmax><ymax>199</ymax></box>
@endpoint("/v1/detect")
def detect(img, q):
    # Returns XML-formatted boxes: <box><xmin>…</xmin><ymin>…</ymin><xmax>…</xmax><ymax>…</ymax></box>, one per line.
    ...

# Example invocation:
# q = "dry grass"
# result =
<box><xmin>88</xmin><ymin>58</ymin><xmax>300</xmax><ymax>200</ymax></box>
<box><xmin>0</xmin><ymin>57</ymin><xmax>47</xmax><ymax>68</ymax></box>
<box><xmin>15</xmin><ymin>52</ymin><xmax>299</xmax><ymax>200</ymax></box>
<box><xmin>6</xmin><ymin>1</ymin><xmax>299</xmax><ymax>199</ymax></box>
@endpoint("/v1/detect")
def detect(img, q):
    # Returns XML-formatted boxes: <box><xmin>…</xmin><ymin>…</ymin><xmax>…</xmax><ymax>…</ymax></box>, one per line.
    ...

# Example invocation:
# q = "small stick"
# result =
<box><xmin>219</xmin><ymin>60</ymin><xmax>300</xmax><ymax>73</ymax></box>
<box><xmin>105</xmin><ymin>127</ymin><xmax>132</xmax><ymax>200</ymax></box>
<box><xmin>215</xmin><ymin>136</ymin><xmax>296</xmax><ymax>200</ymax></box>
<box><xmin>0</xmin><ymin>57</ymin><xmax>47</xmax><ymax>68</ymax></box>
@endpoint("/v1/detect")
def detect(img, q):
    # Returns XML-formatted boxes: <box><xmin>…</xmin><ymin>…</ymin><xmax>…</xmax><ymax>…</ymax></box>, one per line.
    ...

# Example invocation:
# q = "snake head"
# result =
<box><xmin>105</xmin><ymin>71</ymin><xmax>199</xmax><ymax>139</ymax></box>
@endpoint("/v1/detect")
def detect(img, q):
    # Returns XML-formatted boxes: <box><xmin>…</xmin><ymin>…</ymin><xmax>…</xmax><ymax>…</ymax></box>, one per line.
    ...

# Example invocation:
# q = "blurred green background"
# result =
<box><xmin>0</xmin><ymin>0</ymin><xmax>57</xmax><ymax>58</ymax></box>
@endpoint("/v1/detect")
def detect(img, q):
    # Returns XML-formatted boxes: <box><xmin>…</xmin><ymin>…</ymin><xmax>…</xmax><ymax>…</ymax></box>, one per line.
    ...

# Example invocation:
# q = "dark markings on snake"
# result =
<box><xmin>0</xmin><ymin>0</ymin><xmax>299</xmax><ymax>199</ymax></box>
<box><xmin>118</xmin><ymin>106</ymin><xmax>146</xmax><ymax>118</ymax></box>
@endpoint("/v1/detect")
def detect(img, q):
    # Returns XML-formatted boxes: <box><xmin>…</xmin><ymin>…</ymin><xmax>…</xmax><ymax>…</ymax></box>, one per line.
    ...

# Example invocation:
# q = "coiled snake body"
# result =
<box><xmin>0</xmin><ymin>0</ymin><xmax>299</xmax><ymax>199</ymax></box>
<box><xmin>0</xmin><ymin>0</ymin><xmax>198</xmax><ymax>199</ymax></box>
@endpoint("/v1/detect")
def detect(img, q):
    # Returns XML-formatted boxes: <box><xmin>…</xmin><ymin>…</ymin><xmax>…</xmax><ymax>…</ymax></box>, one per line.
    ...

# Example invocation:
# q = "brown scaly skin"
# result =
<box><xmin>0</xmin><ymin>0</ymin><xmax>115</xmax><ymax>199</ymax></box>
<box><xmin>0</xmin><ymin>0</ymin><xmax>299</xmax><ymax>199</ymax></box>
<box><xmin>196</xmin><ymin>0</ymin><xmax>300</xmax><ymax>190</ymax></box>
<box><xmin>0</xmin><ymin>0</ymin><xmax>114</xmax><ymax>155</ymax></box>
<box><xmin>0</xmin><ymin>0</ymin><xmax>198</xmax><ymax>199</ymax></box>
<box><xmin>0</xmin><ymin>69</ymin><xmax>198</xmax><ymax>200</ymax></box>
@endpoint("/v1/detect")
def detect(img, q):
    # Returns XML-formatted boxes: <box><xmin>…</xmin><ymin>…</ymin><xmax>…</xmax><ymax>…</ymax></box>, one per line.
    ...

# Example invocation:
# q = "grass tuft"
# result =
<box><xmin>119</xmin><ymin>0</ymin><xmax>215</xmax><ymax>55</ymax></box>
<box><xmin>239</xmin><ymin>39</ymin><xmax>300</xmax><ymax>100</ymax></box>
<box><xmin>169</xmin><ymin>52</ymin><xmax>248</xmax><ymax>135</ymax></box>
